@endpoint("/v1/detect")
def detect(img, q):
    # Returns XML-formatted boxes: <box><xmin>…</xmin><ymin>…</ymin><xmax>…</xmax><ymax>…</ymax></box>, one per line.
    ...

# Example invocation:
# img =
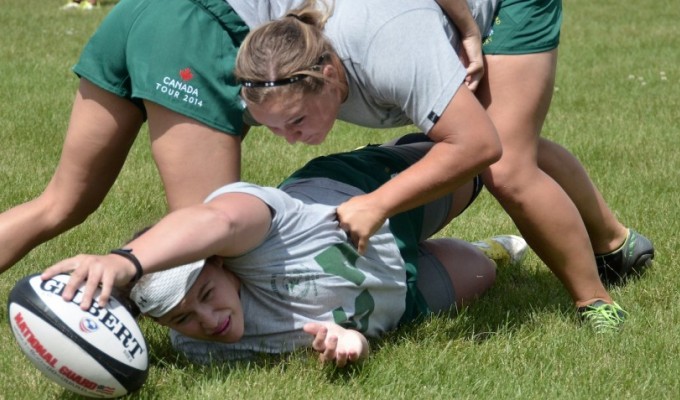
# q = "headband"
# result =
<box><xmin>240</xmin><ymin>75</ymin><xmax>307</xmax><ymax>88</ymax></box>
<box><xmin>239</xmin><ymin>55</ymin><xmax>328</xmax><ymax>89</ymax></box>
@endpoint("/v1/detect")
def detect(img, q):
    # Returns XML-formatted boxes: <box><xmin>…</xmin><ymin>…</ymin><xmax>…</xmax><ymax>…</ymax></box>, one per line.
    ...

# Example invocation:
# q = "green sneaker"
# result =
<box><xmin>577</xmin><ymin>300</ymin><xmax>627</xmax><ymax>333</ymax></box>
<box><xmin>596</xmin><ymin>229</ymin><xmax>654</xmax><ymax>286</ymax></box>
<box><xmin>472</xmin><ymin>235</ymin><xmax>528</xmax><ymax>268</ymax></box>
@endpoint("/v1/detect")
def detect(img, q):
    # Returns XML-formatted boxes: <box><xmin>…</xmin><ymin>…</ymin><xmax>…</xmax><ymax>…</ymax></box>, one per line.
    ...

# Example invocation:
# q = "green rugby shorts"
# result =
<box><xmin>73</xmin><ymin>0</ymin><xmax>249</xmax><ymax>135</ymax></box>
<box><xmin>483</xmin><ymin>0</ymin><xmax>562</xmax><ymax>55</ymax></box>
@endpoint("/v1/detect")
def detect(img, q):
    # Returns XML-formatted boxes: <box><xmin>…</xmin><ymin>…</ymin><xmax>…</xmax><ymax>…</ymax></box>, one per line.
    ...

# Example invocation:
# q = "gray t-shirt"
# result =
<box><xmin>327</xmin><ymin>0</ymin><xmax>497</xmax><ymax>133</ymax></box>
<box><xmin>226</xmin><ymin>0</ymin><xmax>305</xmax><ymax>28</ymax></box>
<box><xmin>227</xmin><ymin>0</ymin><xmax>497</xmax><ymax>39</ymax></box>
<box><xmin>171</xmin><ymin>179</ymin><xmax>406</xmax><ymax>363</ymax></box>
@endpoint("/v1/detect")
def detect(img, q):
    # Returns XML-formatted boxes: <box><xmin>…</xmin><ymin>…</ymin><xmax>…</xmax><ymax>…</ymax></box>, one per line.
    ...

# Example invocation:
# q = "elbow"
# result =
<box><xmin>476</xmin><ymin>130</ymin><xmax>503</xmax><ymax>170</ymax></box>
<box><xmin>208</xmin><ymin>206</ymin><xmax>237</xmax><ymax>233</ymax></box>
<box><xmin>487</xmin><ymin>135</ymin><xmax>503</xmax><ymax>165</ymax></box>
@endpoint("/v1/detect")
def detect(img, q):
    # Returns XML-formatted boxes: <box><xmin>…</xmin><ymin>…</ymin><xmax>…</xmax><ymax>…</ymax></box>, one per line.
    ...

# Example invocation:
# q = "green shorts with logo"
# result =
<box><xmin>73</xmin><ymin>0</ymin><xmax>249</xmax><ymax>135</ymax></box>
<box><xmin>483</xmin><ymin>0</ymin><xmax>562</xmax><ymax>55</ymax></box>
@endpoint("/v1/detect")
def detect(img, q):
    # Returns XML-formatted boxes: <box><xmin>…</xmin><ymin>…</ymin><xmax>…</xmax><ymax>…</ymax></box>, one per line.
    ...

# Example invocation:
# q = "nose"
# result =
<box><xmin>270</xmin><ymin>125</ymin><xmax>302</xmax><ymax>144</ymax></box>
<box><xmin>282</xmin><ymin>129</ymin><xmax>301</xmax><ymax>144</ymax></box>
<box><xmin>196</xmin><ymin>308</ymin><xmax>217</xmax><ymax>331</ymax></box>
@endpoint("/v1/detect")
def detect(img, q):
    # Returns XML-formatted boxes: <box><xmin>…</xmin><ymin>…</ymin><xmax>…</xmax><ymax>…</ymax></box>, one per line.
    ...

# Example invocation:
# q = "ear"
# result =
<box><xmin>322</xmin><ymin>62</ymin><xmax>338</xmax><ymax>80</ymax></box>
<box><xmin>221</xmin><ymin>264</ymin><xmax>241</xmax><ymax>291</ymax></box>
<box><xmin>150</xmin><ymin>315</ymin><xmax>169</xmax><ymax>327</ymax></box>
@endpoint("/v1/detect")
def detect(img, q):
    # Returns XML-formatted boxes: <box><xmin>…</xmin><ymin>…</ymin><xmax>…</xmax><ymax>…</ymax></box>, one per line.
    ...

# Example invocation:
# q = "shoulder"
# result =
<box><xmin>227</xmin><ymin>0</ymin><xmax>308</xmax><ymax>28</ymax></box>
<box><xmin>329</xmin><ymin>0</ymin><xmax>443</xmax><ymax>35</ymax></box>
<box><xmin>205</xmin><ymin>182</ymin><xmax>271</xmax><ymax>202</ymax></box>
<box><xmin>328</xmin><ymin>0</ymin><xmax>449</xmax><ymax>62</ymax></box>
<box><xmin>205</xmin><ymin>182</ymin><xmax>300</xmax><ymax>213</ymax></box>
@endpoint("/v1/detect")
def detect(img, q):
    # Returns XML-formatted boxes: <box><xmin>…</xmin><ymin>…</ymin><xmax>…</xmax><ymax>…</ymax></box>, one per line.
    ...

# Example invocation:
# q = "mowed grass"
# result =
<box><xmin>1</xmin><ymin>0</ymin><xmax>679</xmax><ymax>399</ymax></box>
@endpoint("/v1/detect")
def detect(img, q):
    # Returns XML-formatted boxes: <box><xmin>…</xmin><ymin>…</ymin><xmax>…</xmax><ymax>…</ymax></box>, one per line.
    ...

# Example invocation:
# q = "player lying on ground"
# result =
<box><xmin>42</xmin><ymin>138</ymin><xmax>527</xmax><ymax>366</ymax></box>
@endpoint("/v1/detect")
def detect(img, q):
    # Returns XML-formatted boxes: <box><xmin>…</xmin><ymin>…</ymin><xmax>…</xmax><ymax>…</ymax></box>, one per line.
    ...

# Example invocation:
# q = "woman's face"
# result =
<box><xmin>156</xmin><ymin>259</ymin><xmax>244</xmax><ymax>343</ymax></box>
<box><xmin>246</xmin><ymin>74</ymin><xmax>344</xmax><ymax>145</ymax></box>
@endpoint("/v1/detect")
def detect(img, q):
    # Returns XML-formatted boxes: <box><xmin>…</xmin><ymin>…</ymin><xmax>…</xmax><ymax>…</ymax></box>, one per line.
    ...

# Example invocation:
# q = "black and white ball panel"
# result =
<box><xmin>7</xmin><ymin>274</ymin><xmax>148</xmax><ymax>398</ymax></box>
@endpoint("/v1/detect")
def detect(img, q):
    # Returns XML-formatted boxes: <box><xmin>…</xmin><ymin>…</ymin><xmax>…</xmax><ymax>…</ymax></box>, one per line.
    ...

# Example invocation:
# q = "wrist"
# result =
<box><xmin>460</xmin><ymin>25</ymin><xmax>481</xmax><ymax>39</ymax></box>
<box><xmin>110</xmin><ymin>248</ymin><xmax>144</xmax><ymax>284</ymax></box>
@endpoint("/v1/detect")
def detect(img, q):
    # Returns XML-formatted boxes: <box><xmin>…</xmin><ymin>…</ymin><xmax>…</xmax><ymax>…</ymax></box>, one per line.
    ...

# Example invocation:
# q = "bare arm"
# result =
<box><xmin>436</xmin><ymin>0</ymin><xmax>484</xmax><ymax>91</ymax></box>
<box><xmin>42</xmin><ymin>192</ymin><xmax>272</xmax><ymax>309</ymax></box>
<box><xmin>336</xmin><ymin>85</ymin><xmax>501</xmax><ymax>253</ymax></box>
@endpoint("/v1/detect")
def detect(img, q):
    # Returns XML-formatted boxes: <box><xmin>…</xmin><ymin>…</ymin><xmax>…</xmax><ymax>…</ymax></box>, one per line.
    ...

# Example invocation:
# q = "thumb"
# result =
<box><xmin>356</xmin><ymin>236</ymin><xmax>368</xmax><ymax>255</ymax></box>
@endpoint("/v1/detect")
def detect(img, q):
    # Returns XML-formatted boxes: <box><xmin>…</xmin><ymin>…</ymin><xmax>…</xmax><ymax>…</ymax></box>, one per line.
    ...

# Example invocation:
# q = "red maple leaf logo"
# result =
<box><xmin>179</xmin><ymin>68</ymin><xmax>194</xmax><ymax>81</ymax></box>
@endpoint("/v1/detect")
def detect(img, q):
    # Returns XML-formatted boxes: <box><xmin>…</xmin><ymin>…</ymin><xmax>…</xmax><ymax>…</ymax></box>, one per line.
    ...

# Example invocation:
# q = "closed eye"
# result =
<box><xmin>172</xmin><ymin>313</ymin><xmax>190</xmax><ymax>325</ymax></box>
<box><xmin>289</xmin><ymin>116</ymin><xmax>304</xmax><ymax>126</ymax></box>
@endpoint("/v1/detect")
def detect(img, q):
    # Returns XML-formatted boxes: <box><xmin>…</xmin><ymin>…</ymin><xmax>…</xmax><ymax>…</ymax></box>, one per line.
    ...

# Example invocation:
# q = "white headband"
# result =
<box><xmin>129</xmin><ymin>260</ymin><xmax>205</xmax><ymax>318</ymax></box>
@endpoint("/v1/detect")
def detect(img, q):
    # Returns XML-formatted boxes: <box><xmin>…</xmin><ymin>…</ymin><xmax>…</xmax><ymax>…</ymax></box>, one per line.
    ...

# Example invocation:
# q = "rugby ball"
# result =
<box><xmin>7</xmin><ymin>273</ymin><xmax>148</xmax><ymax>398</ymax></box>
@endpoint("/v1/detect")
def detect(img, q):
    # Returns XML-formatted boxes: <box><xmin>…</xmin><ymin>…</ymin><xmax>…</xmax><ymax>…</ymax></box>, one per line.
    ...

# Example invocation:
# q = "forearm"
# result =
<box><xmin>368</xmin><ymin>85</ymin><xmax>501</xmax><ymax>218</ymax></box>
<box><xmin>39</xmin><ymin>204</ymin><xmax>245</xmax><ymax>310</ymax></box>
<box><xmin>125</xmin><ymin>194</ymin><xmax>271</xmax><ymax>274</ymax></box>
<box><xmin>436</xmin><ymin>0</ymin><xmax>480</xmax><ymax>37</ymax></box>
<box><xmin>366</xmin><ymin>140</ymin><xmax>494</xmax><ymax>218</ymax></box>
<box><xmin>41</xmin><ymin>192</ymin><xmax>272</xmax><ymax>309</ymax></box>
<box><xmin>121</xmin><ymin>205</ymin><xmax>235</xmax><ymax>274</ymax></box>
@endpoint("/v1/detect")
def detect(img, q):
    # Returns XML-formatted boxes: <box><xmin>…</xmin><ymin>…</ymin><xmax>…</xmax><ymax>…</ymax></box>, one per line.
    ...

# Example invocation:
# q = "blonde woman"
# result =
<box><xmin>234</xmin><ymin>0</ymin><xmax>642</xmax><ymax>331</ymax></box>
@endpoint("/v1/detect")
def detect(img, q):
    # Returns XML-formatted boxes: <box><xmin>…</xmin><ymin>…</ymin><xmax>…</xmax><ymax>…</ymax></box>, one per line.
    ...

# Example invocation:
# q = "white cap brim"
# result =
<box><xmin>130</xmin><ymin>260</ymin><xmax>205</xmax><ymax>318</ymax></box>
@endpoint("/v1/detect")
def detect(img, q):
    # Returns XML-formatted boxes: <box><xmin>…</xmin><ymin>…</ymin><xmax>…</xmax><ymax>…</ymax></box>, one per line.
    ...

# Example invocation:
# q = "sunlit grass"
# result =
<box><xmin>1</xmin><ymin>0</ymin><xmax>678</xmax><ymax>398</ymax></box>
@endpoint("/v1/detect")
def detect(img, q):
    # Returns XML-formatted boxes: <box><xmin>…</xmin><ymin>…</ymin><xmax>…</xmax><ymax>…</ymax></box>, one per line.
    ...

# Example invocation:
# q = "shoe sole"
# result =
<box><xmin>607</xmin><ymin>252</ymin><xmax>654</xmax><ymax>286</ymax></box>
<box><xmin>630</xmin><ymin>253</ymin><xmax>654</xmax><ymax>276</ymax></box>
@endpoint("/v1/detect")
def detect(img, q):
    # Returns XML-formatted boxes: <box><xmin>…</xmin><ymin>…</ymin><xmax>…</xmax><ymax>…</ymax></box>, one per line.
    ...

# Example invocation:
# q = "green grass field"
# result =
<box><xmin>1</xmin><ymin>0</ymin><xmax>679</xmax><ymax>399</ymax></box>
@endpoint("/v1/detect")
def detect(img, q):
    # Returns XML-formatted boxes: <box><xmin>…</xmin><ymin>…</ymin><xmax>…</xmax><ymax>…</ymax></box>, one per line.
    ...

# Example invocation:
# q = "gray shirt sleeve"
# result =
<box><xmin>333</xmin><ymin>3</ymin><xmax>467</xmax><ymax>133</ymax></box>
<box><xmin>363</xmin><ymin>9</ymin><xmax>467</xmax><ymax>133</ymax></box>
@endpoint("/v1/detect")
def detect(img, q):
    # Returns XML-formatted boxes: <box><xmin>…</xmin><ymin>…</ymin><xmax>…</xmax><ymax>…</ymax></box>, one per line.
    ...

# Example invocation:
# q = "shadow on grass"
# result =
<box><xmin>144</xmin><ymin>329</ymin><xmax>367</xmax><ymax>376</ymax></box>
<box><xmin>462</xmin><ymin>262</ymin><xmax>574</xmax><ymax>335</ymax></box>
<box><xmin>376</xmin><ymin>261</ymin><xmax>574</xmax><ymax>347</ymax></box>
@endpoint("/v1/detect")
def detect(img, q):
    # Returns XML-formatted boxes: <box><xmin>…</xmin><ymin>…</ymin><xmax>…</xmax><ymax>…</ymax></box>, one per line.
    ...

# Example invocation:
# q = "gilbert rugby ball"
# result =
<box><xmin>7</xmin><ymin>273</ymin><xmax>148</xmax><ymax>398</ymax></box>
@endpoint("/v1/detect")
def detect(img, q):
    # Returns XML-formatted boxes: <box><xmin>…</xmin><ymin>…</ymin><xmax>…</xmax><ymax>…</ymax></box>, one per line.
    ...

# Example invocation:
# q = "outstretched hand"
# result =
<box><xmin>335</xmin><ymin>194</ymin><xmax>387</xmax><ymax>254</ymax></box>
<box><xmin>303</xmin><ymin>322</ymin><xmax>369</xmax><ymax>367</ymax></box>
<box><xmin>41</xmin><ymin>254</ymin><xmax>138</xmax><ymax>310</ymax></box>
